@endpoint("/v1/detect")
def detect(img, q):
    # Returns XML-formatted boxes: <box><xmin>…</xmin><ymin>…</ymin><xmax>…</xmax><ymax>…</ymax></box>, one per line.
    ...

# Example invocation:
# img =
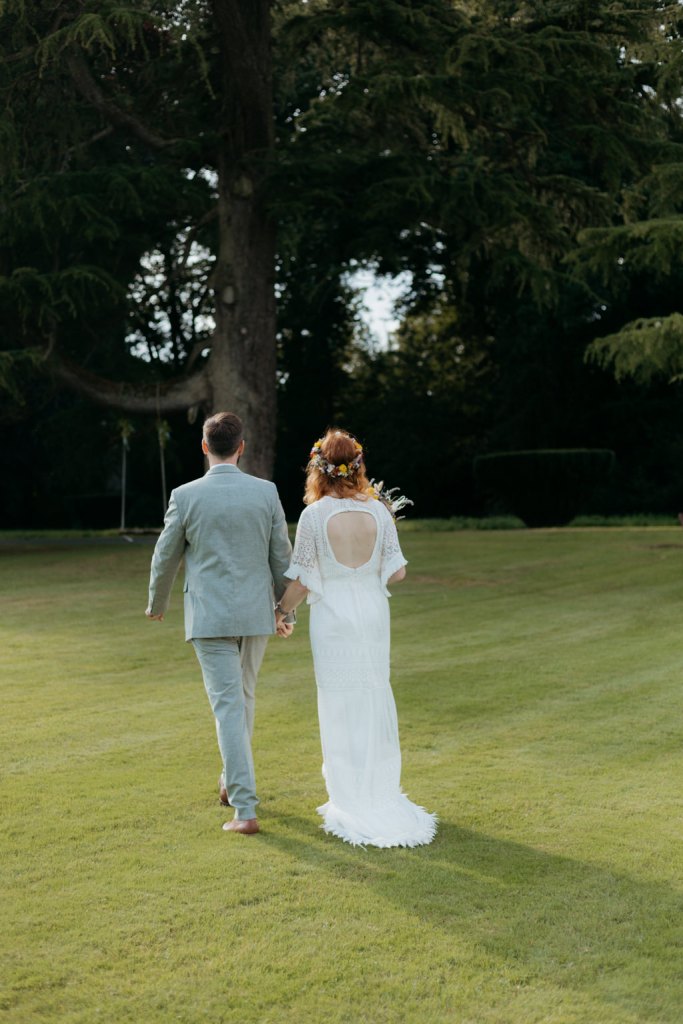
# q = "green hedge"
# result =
<box><xmin>474</xmin><ymin>449</ymin><xmax>616</xmax><ymax>527</ymax></box>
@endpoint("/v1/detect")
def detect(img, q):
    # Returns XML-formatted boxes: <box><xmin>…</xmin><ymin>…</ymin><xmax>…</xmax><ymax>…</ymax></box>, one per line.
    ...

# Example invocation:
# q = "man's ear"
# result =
<box><xmin>201</xmin><ymin>438</ymin><xmax>209</xmax><ymax>455</ymax></box>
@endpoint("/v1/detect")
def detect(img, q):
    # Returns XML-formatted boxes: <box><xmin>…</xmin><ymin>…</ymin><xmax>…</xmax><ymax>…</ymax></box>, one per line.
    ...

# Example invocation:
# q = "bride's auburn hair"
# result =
<box><xmin>304</xmin><ymin>428</ymin><xmax>371</xmax><ymax>504</ymax></box>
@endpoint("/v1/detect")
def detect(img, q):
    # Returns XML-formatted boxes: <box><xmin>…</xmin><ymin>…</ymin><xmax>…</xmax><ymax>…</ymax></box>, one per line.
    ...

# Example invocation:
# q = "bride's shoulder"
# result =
<box><xmin>299</xmin><ymin>499</ymin><xmax>326</xmax><ymax>520</ymax></box>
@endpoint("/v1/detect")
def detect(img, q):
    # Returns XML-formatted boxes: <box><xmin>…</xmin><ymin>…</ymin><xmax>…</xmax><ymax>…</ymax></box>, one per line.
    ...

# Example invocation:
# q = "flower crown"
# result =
<box><xmin>309</xmin><ymin>436</ymin><xmax>364</xmax><ymax>478</ymax></box>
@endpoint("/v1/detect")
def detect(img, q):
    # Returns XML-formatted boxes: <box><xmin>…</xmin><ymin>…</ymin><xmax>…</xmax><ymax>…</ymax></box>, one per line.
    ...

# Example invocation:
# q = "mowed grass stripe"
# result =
<box><xmin>1</xmin><ymin>529</ymin><xmax>683</xmax><ymax>1024</ymax></box>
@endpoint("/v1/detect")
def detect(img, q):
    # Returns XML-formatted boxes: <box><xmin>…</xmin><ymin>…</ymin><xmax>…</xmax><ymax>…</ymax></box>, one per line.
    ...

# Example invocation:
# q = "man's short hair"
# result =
<box><xmin>203</xmin><ymin>412</ymin><xmax>244</xmax><ymax>457</ymax></box>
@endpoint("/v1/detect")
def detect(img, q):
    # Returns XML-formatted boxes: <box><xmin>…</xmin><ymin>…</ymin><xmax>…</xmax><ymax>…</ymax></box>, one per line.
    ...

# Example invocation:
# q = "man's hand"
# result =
<box><xmin>145</xmin><ymin>609</ymin><xmax>164</xmax><ymax>621</ymax></box>
<box><xmin>275</xmin><ymin>609</ymin><xmax>293</xmax><ymax>638</ymax></box>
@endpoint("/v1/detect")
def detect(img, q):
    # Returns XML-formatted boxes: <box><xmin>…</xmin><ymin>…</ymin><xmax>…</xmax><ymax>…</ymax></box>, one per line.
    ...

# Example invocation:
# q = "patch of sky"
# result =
<box><xmin>345</xmin><ymin>266</ymin><xmax>413</xmax><ymax>350</ymax></box>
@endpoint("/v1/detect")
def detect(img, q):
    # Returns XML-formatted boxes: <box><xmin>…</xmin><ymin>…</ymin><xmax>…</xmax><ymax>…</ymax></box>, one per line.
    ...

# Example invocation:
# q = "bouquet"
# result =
<box><xmin>367</xmin><ymin>479</ymin><xmax>414</xmax><ymax>519</ymax></box>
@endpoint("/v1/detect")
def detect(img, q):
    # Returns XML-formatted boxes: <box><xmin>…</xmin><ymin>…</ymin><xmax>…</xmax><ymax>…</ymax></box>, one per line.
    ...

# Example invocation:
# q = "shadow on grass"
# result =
<box><xmin>265</xmin><ymin>812</ymin><xmax>679</xmax><ymax>1018</ymax></box>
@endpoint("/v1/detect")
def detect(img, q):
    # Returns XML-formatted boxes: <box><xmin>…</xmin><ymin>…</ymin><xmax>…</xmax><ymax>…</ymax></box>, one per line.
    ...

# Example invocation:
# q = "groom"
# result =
<box><xmin>146</xmin><ymin>412</ymin><xmax>293</xmax><ymax>835</ymax></box>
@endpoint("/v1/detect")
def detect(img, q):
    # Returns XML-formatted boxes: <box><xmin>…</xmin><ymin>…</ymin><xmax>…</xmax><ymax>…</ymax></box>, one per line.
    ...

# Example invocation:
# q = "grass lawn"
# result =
<box><xmin>2</xmin><ymin>528</ymin><xmax>683</xmax><ymax>1023</ymax></box>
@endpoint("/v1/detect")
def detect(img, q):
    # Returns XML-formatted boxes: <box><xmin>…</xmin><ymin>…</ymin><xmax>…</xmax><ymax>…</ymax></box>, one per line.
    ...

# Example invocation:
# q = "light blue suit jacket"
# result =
<box><xmin>147</xmin><ymin>464</ymin><xmax>292</xmax><ymax>641</ymax></box>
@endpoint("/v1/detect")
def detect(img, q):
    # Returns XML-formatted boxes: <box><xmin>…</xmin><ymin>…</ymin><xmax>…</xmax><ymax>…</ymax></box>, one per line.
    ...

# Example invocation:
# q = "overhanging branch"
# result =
<box><xmin>52</xmin><ymin>355</ymin><xmax>210</xmax><ymax>413</ymax></box>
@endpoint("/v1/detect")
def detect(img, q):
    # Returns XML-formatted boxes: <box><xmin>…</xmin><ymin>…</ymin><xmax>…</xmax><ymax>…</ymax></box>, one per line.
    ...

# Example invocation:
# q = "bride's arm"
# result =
<box><xmin>387</xmin><ymin>565</ymin><xmax>406</xmax><ymax>584</ymax></box>
<box><xmin>275</xmin><ymin>578</ymin><xmax>309</xmax><ymax>621</ymax></box>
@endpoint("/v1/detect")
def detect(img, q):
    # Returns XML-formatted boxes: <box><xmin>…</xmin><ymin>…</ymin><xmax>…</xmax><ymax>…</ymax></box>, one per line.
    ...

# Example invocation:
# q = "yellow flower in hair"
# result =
<box><xmin>338</xmin><ymin>464</ymin><xmax>348</xmax><ymax>475</ymax></box>
<box><xmin>354</xmin><ymin>441</ymin><xmax>362</xmax><ymax>451</ymax></box>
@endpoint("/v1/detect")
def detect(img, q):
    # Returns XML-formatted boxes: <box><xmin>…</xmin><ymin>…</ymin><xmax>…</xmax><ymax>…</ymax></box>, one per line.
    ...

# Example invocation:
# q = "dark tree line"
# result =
<box><xmin>2</xmin><ymin>1</ymin><xmax>683</xmax><ymax>525</ymax></box>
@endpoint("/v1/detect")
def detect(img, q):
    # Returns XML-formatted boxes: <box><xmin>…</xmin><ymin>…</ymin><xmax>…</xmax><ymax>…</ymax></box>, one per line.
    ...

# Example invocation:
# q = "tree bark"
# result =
<box><xmin>206</xmin><ymin>0</ymin><xmax>277</xmax><ymax>479</ymax></box>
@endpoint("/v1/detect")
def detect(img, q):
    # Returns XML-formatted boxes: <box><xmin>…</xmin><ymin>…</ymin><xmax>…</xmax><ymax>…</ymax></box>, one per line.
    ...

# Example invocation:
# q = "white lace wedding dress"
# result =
<box><xmin>285</xmin><ymin>495</ymin><xmax>437</xmax><ymax>848</ymax></box>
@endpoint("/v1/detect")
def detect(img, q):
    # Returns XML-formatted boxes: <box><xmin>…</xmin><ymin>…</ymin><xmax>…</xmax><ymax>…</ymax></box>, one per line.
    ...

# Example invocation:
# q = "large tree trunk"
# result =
<box><xmin>207</xmin><ymin>153</ymin><xmax>276</xmax><ymax>479</ymax></box>
<box><xmin>48</xmin><ymin>1</ymin><xmax>278</xmax><ymax>479</ymax></box>
<box><xmin>207</xmin><ymin>0</ymin><xmax>276</xmax><ymax>479</ymax></box>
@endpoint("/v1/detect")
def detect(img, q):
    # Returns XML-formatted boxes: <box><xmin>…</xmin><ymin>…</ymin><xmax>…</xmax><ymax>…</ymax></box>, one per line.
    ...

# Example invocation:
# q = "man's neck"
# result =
<box><xmin>208</xmin><ymin>455</ymin><xmax>239</xmax><ymax>468</ymax></box>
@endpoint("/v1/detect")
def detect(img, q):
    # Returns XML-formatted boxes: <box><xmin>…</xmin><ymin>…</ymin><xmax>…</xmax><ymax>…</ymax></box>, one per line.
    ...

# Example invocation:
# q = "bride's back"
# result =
<box><xmin>326</xmin><ymin>505</ymin><xmax>377</xmax><ymax>568</ymax></box>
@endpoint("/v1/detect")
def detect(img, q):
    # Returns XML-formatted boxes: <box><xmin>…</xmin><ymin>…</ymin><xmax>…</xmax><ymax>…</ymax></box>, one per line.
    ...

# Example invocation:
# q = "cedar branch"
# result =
<box><xmin>65</xmin><ymin>50</ymin><xmax>179</xmax><ymax>150</ymax></box>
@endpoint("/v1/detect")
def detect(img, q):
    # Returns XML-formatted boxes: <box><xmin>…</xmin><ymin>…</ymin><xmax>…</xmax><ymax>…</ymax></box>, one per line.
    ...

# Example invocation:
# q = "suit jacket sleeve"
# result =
<box><xmin>148</xmin><ymin>491</ymin><xmax>187</xmax><ymax>615</ymax></box>
<box><xmin>269</xmin><ymin>487</ymin><xmax>293</xmax><ymax>613</ymax></box>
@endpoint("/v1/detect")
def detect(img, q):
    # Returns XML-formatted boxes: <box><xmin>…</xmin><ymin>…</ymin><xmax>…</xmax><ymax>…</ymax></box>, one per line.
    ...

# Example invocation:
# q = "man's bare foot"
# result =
<box><xmin>222</xmin><ymin>818</ymin><xmax>260</xmax><ymax>835</ymax></box>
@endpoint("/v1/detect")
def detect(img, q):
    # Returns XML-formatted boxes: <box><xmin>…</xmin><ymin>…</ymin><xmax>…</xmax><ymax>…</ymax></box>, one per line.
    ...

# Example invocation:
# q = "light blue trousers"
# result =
<box><xmin>192</xmin><ymin>636</ymin><xmax>268</xmax><ymax>821</ymax></box>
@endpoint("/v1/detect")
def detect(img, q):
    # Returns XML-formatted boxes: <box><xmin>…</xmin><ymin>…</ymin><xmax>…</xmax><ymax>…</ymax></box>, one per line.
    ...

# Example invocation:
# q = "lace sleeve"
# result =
<box><xmin>284</xmin><ymin>507</ymin><xmax>324</xmax><ymax>603</ymax></box>
<box><xmin>379</xmin><ymin>505</ymin><xmax>407</xmax><ymax>594</ymax></box>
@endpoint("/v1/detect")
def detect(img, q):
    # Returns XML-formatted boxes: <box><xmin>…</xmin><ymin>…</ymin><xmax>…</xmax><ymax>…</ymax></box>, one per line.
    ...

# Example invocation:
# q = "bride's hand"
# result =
<box><xmin>276</xmin><ymin>620</ymin><xmax>294</xmax><ymax>638</ymax></box>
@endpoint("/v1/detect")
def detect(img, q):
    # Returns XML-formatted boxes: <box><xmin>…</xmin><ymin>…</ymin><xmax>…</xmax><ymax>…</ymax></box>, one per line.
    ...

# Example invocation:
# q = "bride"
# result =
<box><xmin>275</xmin><ymin>428</ymin><xmax>437</xmax><ymax>848</ymax></box>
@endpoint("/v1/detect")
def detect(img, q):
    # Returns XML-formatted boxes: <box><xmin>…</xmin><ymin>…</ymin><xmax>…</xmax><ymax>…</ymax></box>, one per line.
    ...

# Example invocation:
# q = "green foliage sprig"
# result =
<box><xmin>587</xmin><ymin>313</ymin><xmax>683</xmax><ymax>384</ymax></box>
